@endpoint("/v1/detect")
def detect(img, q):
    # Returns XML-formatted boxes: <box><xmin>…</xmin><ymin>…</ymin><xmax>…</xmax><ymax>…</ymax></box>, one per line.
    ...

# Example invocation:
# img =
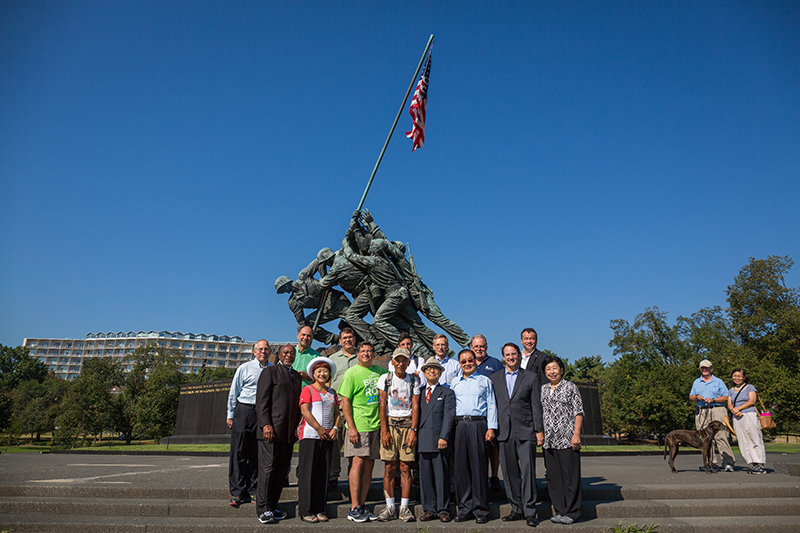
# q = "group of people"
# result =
<box><xmin>689</xmin><ymin>359</ymin><xmax>768</xmax><ymax>474</ymax></box>
<box><xmin>226</xmin><ymin>325</ymin><xmax>585</xmax><ymax>526</ymax></box>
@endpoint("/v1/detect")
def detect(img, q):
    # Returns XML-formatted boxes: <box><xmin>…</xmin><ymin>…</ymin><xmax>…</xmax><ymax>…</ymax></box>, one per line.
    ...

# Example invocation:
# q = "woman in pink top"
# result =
<box><xmin>297</xmin><ymin>357</ymin><xmax>341</xmax><ymax>522</ymax></box>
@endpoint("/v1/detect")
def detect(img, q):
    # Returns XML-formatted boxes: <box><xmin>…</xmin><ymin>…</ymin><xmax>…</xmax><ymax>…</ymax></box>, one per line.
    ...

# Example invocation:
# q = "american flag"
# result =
<box><xmin>405</xmin><ymin>52</ymin><xmax>431</xmax><ymax>151</ymax></box>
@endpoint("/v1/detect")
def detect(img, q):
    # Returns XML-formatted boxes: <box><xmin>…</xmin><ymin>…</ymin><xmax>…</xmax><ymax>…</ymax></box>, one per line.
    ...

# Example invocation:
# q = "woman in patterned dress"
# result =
<box><xmin>540</xmin><ymin>355</ymin><xmax>584</xmax><ymax>525</ymax></box>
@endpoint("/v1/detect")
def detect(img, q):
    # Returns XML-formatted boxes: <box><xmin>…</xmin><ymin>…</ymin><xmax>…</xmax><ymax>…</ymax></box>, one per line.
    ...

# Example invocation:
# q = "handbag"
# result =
<box><xmin>756</xmin><ymin>393</ymin><xmax>776</xmax><ymax>430</ymax></box>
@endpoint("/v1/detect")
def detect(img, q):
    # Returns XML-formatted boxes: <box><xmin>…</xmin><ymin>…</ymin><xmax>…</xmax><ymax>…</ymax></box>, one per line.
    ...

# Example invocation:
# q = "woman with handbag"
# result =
<box><xmin>727</xmin><ymin>368</ymin><xmax>767</xmax><ymax>475</ymax></box>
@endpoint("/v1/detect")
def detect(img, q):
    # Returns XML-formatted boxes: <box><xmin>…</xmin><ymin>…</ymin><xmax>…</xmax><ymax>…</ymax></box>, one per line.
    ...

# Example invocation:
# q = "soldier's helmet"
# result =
<box><xmin>391</xmin><ymin>241</ymin><xmax>406</xmax><ymax>254</ymax></box>
<box><xmin>317</xmin><ymin>247</ymin><xmax>335</xmax><ymax>263</ymax></box>
<box><xmin>274</xmin><ymin>276</ymin><xmax>292</xmax><ymax>292</ymax></box>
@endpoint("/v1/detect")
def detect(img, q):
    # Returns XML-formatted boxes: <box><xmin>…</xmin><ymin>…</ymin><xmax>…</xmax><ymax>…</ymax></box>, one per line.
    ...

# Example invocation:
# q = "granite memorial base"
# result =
<box><xmin>160</xmin><ymin>379</ymin><xmax>233</xmax><ymax>445</ymax></box>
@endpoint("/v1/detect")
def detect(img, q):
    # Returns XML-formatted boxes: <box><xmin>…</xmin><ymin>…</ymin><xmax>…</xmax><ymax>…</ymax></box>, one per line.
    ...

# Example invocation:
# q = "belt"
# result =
<box><xmin>455</xmin><ymin>415</ymin><xmax>486</xmax><ymax>421</ymax></box>
<box><xmin>698</xmin><ymin>404</ymin><xmax>723</xmax><ymax>409</ymax></box>
<box><xmin>388</xmin><ymin>416</ymin><xmax>412</xmax><ymax>428</ymax></box>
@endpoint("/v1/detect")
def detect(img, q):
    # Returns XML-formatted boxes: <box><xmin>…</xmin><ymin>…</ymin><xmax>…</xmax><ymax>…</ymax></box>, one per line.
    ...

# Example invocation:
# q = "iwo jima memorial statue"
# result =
<box><xmin>164</xmin><ymin>35</ymin><xmax>604</xmax><ymax>444</ymax></box>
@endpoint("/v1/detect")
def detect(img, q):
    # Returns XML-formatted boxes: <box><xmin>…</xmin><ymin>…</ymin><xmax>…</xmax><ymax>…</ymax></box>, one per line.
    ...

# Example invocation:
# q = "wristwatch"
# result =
<box><xmin>411</xmin><ymin>428</ymin><xmax>418</xmax><ymax>432</ymax></box>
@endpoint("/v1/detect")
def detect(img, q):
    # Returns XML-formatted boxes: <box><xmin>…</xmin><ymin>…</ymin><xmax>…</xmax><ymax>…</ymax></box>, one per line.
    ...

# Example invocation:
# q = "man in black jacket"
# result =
<box><xmin>489</xmin><ymin>342</ymin><xmax>544</xmax><ymax>527</ymax></box>
<box><xmin>255</xmin><ymin>344</ymin><xmax>302</xmax><ymax>524</ymax></box>
<box><xmin>417</xmin><ymin>357</ymin><xmax>456</xmax><ymax>523</ymax></box>
<box><xmin>521</xmin><ymin>328</ymin><xmax>547</xmax><ymax>388</ymax></box>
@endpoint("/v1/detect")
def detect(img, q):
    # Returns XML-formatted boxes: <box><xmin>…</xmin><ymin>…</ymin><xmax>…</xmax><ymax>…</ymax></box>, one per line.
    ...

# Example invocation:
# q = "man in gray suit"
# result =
<box><xmin>489</xmin><ymin>342</ymin><xmax>544</xmax><ymax>527</ymax></box>
<box><xmin>417</xmin><ymin>357</ymin><xmax>456</xmax><ymax>523</ymax></box>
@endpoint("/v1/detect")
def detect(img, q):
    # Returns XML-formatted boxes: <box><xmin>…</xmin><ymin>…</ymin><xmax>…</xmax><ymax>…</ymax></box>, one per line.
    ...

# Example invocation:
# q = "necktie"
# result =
<box><xmin>426</xmin><ymin>387</ymin><xmax>432</xmax><ymax>404</ymax></box>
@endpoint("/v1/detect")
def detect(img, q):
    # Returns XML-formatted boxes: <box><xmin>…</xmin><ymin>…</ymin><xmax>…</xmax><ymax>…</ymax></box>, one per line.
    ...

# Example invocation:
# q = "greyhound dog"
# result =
<box><xmin>664</xmin><ymin>420</ymin><xmax>724</xmax><ymax>473</ymax></box>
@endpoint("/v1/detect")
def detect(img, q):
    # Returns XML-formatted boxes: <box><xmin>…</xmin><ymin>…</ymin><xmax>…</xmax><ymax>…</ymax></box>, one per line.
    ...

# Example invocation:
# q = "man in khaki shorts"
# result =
<box><xmin>376</xmin><ymin>347</ymin><xmax>420</xmax><ymax>522</ymax></box>
<box><xmin>339</xmin><ymin>340</ymin><xmax>388</xmax><ymax>523</ymax></box>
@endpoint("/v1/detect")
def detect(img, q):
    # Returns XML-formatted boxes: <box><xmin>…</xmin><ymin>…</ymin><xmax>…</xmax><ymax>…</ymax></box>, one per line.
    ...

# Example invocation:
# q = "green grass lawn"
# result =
<box><xmin>4</xmin><ymin>441</ymin><xmax>799</xmax><ymax>454</ymax></box>
<box><xmin>582</xmin><ymin>443</ymin><xmax>800</xmax><ymax>453</ymax></box>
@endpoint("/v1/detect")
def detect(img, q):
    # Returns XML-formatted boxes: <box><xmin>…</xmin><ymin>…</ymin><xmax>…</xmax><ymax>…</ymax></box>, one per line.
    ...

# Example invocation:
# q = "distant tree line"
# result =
<box><xmin>1</xmin><ymin>256</ymin><xmax>796</xmax><ymax>446</ymax></box>
<box><xmin>556</xmin><ymin>255</ymin><xmax>798</xmax><ymax>439</ymax></box>
<box><xmin>0</xmin><ymin>343</ymin><xmax>236</xmax><ymax>447</ymax></box>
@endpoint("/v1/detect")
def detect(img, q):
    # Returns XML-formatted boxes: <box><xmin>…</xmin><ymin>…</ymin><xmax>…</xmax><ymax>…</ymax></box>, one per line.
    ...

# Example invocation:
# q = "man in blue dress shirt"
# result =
<box><xmin>432</xmin><ymin>334</ymin><xmax>462</xmax><ymax>386</ymax></box>
<box><xmin>451</xmin><ymin>349</ymin><xmax>497</xmax><ymax>524</ymax></box>
<box><xmin>469</xmin><ymin>334</ymin><xmax>504</xmax><ymax>490</ymax></box>
<box><xmin>226</xmin><ymin>339</ymin><xmax>272</xmax><ymax>507</ymax></box>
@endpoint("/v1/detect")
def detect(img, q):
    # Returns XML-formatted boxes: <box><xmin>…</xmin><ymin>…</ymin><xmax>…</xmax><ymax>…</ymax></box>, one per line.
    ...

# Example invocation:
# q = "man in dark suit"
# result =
<box><xmin>521</xmin><ymin>328</ymin><xmax>547</xmax><ymax>388</ymax></box>
<box><xmin>255</xmin><ymin>344</ymin><xmax>302</xmax><ymax>524</ymax></box>
<box><xmin>417</xmin><ymin>357</ymin><xmax>456</xmax><ymax>523</ymax></box>
<box><xmin>489</xmin><ymin>342</ymin><xmax>544</xmax><ymax>527</ymax></box>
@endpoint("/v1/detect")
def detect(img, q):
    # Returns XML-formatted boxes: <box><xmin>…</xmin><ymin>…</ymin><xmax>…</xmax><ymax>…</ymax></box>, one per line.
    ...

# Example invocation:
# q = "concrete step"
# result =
<box><xmin>2</xmin><ymin>480</ymin><xmax>798</xmax><ymax>501</ymax></box>
<box><xmin>2</xmin><ymin>512</ymin><xmax>800</xmax><ymax>533</ymax></box>
<box><xmin>3</xmin><ymin>495</ymin><xmax>799</xmax><ymax>520</ymax></box>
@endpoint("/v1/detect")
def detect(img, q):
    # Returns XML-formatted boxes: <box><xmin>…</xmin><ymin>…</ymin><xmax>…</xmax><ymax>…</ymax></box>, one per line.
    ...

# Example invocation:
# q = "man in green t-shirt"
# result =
<box><xmin>339</xmin><ymin>340</ymin><xmax>388</xmax><ymax>522</ymax></box>
<box><xmin>291</xmin><ymin>326</ymin><xmax>320</xmax><ymax>386</ymax></box>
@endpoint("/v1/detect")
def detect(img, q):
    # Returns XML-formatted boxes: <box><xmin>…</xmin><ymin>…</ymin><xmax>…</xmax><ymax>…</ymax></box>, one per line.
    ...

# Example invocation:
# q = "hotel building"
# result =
<box><xmin>22</xmin><ymin>330</ymin><xmax>291</xmax><ymax>381</ymax></box>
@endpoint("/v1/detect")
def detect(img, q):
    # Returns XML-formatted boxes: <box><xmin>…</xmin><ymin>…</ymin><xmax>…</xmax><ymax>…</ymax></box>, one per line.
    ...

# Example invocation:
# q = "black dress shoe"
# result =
<box><xmin>454</xmin><ymin>513</ymin><xmax>473</xmax><ymax>523</ymax></box>
<box><xmin>503</xmin><ymin>512</ymin><xmax>524</xmax><ymax>522</ymax></box>
<box><xmin>476</xmin><ymin>516</ymin><xmax>488</xmax><ymax>524</ymax></box>
<box><xmin>420</xmin><ymin>511</ymin><xmax>436</xmax><ymax>522</ymax></box>
<box><xmin>526</xmin><ymin>516</ymin><xmax>539</xmax><ymax>527</ymax></box>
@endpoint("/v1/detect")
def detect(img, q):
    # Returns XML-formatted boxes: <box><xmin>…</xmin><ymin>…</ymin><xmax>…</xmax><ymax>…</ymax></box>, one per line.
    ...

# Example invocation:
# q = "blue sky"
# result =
<box><xmin>2</xmin><ymin>1</ymin><xmax>798</xmax><ymax>362</ymax></box>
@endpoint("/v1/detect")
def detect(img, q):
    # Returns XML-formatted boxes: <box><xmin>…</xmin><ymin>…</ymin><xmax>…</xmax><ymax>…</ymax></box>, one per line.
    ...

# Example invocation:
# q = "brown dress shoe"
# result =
<box><xmin>439</xmin><ymin>512</ymin><xmax>452</xmax><ymax>522</ymax></box>
<box><xmin>420</xmin><ymin>511</ymin><xmax>436</xmax><ymax>522</ymax></box>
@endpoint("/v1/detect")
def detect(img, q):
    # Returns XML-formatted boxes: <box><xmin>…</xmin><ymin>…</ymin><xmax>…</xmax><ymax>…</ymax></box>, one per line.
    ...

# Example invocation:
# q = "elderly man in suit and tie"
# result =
<box><xmin>489</xmin><ymin>342</ymin><xmax>544</xmax><ymax>527</ymax></box>
<box><xmin>255</xmin><ymin>344</ymin><xmax>303</xmax><ymax>524</ymax></box>
<box><xmin>417</xmin><ymin>357</ymin><xmax>456</xmax><ymax>523</ymax></box>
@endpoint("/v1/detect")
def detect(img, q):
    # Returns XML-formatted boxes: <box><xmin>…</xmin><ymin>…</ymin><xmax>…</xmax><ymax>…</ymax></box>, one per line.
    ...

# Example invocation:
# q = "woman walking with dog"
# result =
<box><xmin>727</xmin><ymin>369</ymin><xmax>767</xmax><ymax>475</ymax></box>
<box><xmin>541</xmin><ymin>355</ymin><xmax>584</xmax><ymax>525</ymax></box>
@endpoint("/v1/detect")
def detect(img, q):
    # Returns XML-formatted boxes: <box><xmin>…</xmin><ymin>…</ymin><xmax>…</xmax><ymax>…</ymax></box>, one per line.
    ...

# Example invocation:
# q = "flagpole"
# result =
<box><xmin>356</xmin><ymin>34</ymin><xmax>434</xmax><ymax>211</ymax></box>
<box><xmin>313</xmin><ymin>36</ymin><xmax>434</xmax><ymax>341</ymax></box>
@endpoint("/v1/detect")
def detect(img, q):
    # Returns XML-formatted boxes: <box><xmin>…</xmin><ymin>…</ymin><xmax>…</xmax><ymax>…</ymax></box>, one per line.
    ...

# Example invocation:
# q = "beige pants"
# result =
<box><xmin>695</xmin><ymin>405</ymin><xmax>734</xmax><ymax>467</ymax></box>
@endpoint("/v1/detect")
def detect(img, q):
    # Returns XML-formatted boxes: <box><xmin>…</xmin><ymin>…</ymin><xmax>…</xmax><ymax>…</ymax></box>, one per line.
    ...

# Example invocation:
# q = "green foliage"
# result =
<box><xmin>726</xmin><ymin>255</ymin><xmax>800</xmax><ymax>433</ymax></box>
<box><xmin>124</xmin><ymin>344</ymin><xmax>185</xmax><ymax>441</ymax></box>
<box><xmin>610</xmin><ymin>522</ymin><xmax>658</xmax><ymax>533</ymax></box>
<box><xmin>571</xmin><ymin>355</ymin><xmax>605</xmax><ymax>383</ymax></box>
<box><xmin>184</xmin><ymin>366</ymin><xmax>236</xmax><ymax>383</ymax></box>
<box><xmin>0</xmin><ymin>345</ymin><xmax>48</xmax><ymax>391</ymax></box>
<box><xmin>605</xmin><ymin>255</ymin><xmax>800</xmax><ymax>437</ymax></box>
<box><xmin>0</xmin><ymin>345</ymin><xmax>49</xmax><ymax>435</ymax></box>
<box><xmin>54</xmin><ymin>357</ymin><xmax>124</xmax><ymax>445</ymax></box>
<box><xmin>603</xmin><ymin>308</ymin><xmax>700</xmax><ymax>436</ymax></box>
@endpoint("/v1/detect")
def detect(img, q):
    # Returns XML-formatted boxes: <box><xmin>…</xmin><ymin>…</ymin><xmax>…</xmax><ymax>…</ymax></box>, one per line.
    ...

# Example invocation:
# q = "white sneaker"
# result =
<box><xmin>399</xmin><ymin>505</ymin><xmax>415</xmax><ymax>522</ymax></box>
<box><xmin>377</xmin><ymin>506</ymin><xmax>396</xmax><ymax>521</ymax></box>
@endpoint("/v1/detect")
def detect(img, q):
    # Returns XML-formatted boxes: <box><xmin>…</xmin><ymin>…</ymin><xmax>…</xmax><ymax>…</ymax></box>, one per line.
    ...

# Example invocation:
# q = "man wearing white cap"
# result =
<box><xmin>689</xmin><ymin>359</ymin><xmax>734</xmax><ymax>471</ymax></box>
<box><xmin>376</xmin><ymin>347</ymin><xmax>420</xmax><ymax>522</ymax></box>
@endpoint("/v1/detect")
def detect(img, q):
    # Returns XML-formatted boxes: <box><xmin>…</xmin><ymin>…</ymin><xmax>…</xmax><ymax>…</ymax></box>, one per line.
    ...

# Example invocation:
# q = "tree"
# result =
<box><xmin>54</xmin><ymin>358</ymin><xmax>123</xmax><ymax>445</ymax></box>
<box><xmin>0</xmin><ymin>345</ymin><xmax>49</xmax><ymax>441</ymax></box>
<box><xmin>571</xmin><ymin>355</ymin><xmax>605</xmax><ymax>383</ymax></box>
<box><xmin>124</xmin><ymin>344</ymin><xmax>185</xmax><ymax>441</ymax></box>
<box><xmin>0</xmin><ymin>345</ymin><xmax>48</xmax><ymax>391</ymax></box>
<box><xmin>603</xmin><ymin>308</ymin><xmax>696</xmax><ymax>437</ymax></box>
<box><xmin>185</xmin><ymin>366</ymin><xmax>236</xmax><ymax>383</ymax></box>
<box><xmin>727</xmin><ymin>256</ymin><xmax>800</xmax><ymax>432</ymax></box>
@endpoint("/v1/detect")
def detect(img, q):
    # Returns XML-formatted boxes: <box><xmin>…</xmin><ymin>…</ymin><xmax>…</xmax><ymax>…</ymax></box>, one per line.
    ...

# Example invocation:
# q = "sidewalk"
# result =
<box><xmin>1</xmin><ymin>450</ymin><xmax>799</xmax><ymax>532</ymax></box>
